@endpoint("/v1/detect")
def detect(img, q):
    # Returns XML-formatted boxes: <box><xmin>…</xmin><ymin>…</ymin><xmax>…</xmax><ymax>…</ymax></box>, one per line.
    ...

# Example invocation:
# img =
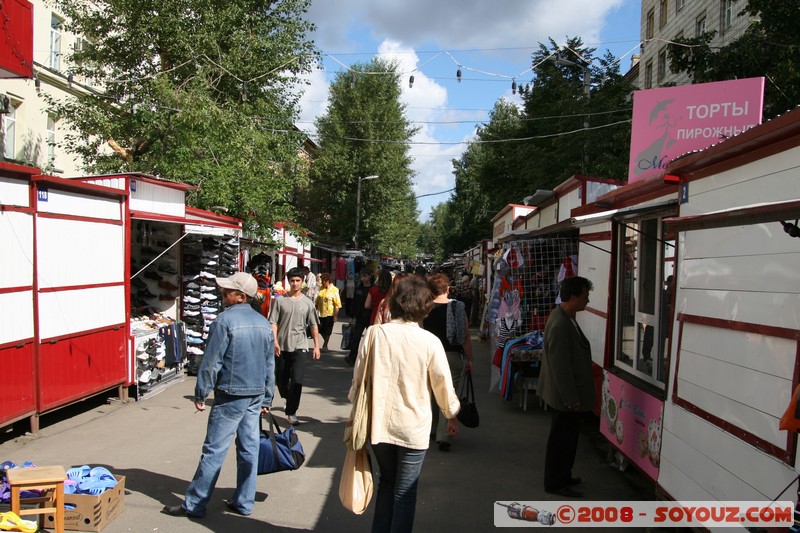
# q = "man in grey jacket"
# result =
<box><xmin>163</xmin><ymin>272</ymin><xmax>275</xmax><ymax>518</ymax></box>
<box><xmin>539</xmin><ymin>276</ymin><xmax>594</xmax><ymax>498</ymax></box>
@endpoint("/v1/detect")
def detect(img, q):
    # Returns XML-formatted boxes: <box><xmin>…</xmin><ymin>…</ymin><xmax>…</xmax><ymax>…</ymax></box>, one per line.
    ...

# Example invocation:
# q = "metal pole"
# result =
<box><xmin>354</xmin><ymin>177</ymin><xmax>362</xmax><ymax>249</ymax></box>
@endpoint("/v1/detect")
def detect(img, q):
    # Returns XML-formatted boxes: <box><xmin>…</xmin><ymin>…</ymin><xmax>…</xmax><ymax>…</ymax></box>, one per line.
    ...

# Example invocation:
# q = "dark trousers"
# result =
<box><xmin>275</xmin><ymin>350</ymin><xmax>307</xmax><ymax>416</ymax></box>
<box><xmin>347</xmin><ymin>321</ymin><xmax>368</xmax><ymax>360</ymax></box>
<box><xmin>544</xmin><ymin>408</ymin><xmax>582</xmax><ymax>490</ymax></box>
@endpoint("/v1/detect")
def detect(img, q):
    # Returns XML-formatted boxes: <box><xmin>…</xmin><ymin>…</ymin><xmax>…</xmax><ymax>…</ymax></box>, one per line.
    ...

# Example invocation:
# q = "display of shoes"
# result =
<box><xmin>158</xmin><ymin>264</ymin><xmax>177</xmax><ymax>274</ymax></box>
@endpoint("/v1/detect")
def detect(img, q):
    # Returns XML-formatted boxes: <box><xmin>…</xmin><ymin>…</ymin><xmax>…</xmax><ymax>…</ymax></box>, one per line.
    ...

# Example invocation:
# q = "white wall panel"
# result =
<box><xmin>661</xmin><ymin>403</ymin><xmax>797</xmax><ymax>501</ymax></box>
<box><xmin>37</xmin><ymin>218</ymin><xmax>124</xmax><ymax>288</ymax></box>
<box><xmin>680</xmin><ymin>253</ymin><xmax>800</xmax><ymax>294</ymax></box>
<box><xmin>578</xmin><ymin>239</ymin><xmax>612</xmax><ymax>309</ymax></box>
<box><xmin>0</xmin><ymin>211</ymin><xmax>33</xmax><ymax>288</ymax></box>
<box><xmin>0</xmin><ymin>177</ymin><xmax>30</xmax><ymax>207</ymax></box>
<box><xmin>0</xmin><ymin>291</ymin><xmax>34</xmax><ymax>344</ymax></box>
<box><xmin>681</xmin><ymin>147</ymin><xmax>800</xmax><ymax>217</ymax></box>
<box><xmin>683</xmin><ymin>223</ymin><xmax>793</xmax><ymax>260</ymax></box>
<box><xmin>37</xmin><ymin>190</ymin><xmax>121</xmax><ymax>220</ymax></box>
<box><xmin>129</xmin><ymin>180</ymin><xmax>185</xmax><ymax>217</ymax></box>
<box><xmin>678</xmin><ymin>288</ymin><xmax>800</xmax><ymax>330</ymax></box>
<box><xmin>38</xmin><ymin>285</ymin><xmax>125</xmax><ymax>339</ymax></box>
<box><xmin>80</xmin><ymin>177</ymin><xmax>126</xmax><ymax>190</ymax></box>
<box><xmin>675</xmin><ymin>376</ymin><xmax>785</xmax><ymax>448</ymax></box>
<box><xmin>539</xmin><ymin>205</ymin><xmax>558</xmax><ymax>228</ymax></box>
<box><xmin>558</xmin><ymin>189</ymin><xmax>581</xmax><ymax>222</ymax></box>
<box><xmin>679</xmin><ymin>322</ymin><xmax>794</xmax><ymax>379</ymax></box>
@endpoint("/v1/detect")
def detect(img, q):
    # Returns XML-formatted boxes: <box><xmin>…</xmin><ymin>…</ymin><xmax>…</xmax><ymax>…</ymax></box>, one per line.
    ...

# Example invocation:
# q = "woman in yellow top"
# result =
<box><xmin>315</xmin><ymin>272</ymin><xmax>341</xmax><ymax>352</ymax></box>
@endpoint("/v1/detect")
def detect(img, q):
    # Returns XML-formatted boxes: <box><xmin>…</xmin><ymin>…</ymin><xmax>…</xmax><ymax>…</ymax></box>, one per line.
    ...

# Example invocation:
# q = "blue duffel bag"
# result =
<box><xmin>256</xmin><ymin>414</ymin><xmax>305</xmax><ymax>475</ymax></box>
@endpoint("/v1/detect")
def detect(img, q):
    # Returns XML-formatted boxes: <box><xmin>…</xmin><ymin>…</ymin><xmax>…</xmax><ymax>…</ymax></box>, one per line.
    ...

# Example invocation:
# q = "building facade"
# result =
<box><xmin>1</xmin><ymin>0</ymin><xmax>91</xmax><ymax>176</ymax></box>
<box><xmin>639</xmin><ymin>0</ymin><xmax>751</xmax><ymax>89</ymax></box>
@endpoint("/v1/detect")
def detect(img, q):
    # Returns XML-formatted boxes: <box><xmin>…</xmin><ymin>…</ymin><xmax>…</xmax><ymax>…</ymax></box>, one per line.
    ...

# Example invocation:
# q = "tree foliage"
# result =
<box><xmin>668</xmin><ymin>0</ymin><xmax>800</xmax><ymax>119</ymax></box>
<box><xmin>297</xmin><ymin>59</ymin><xmax>420</xmax><ymax>257</ymax></box>
<box><xmin>50</xmin><ymin>0</ymin><xmax>318</xmax><ymax>235</ymax></box>
<box><xmin>426</xmin><ymin>38</ymin><xmax>634</xmax><ymax>258</ymax></box>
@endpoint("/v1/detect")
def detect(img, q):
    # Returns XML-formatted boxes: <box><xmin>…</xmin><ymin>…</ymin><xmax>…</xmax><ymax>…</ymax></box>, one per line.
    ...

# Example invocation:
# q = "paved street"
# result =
<box><xmin>0</xmin><ymin>324</ymin><xmax>654</xmax><ymax>531</ymax></box>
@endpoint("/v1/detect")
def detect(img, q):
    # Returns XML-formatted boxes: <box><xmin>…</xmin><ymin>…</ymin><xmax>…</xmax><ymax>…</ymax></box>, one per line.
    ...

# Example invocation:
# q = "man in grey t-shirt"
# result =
<box><xmin>269</xmin><ymin>267</ymin><xmax>320</xmax><ymax>425</ymax></box>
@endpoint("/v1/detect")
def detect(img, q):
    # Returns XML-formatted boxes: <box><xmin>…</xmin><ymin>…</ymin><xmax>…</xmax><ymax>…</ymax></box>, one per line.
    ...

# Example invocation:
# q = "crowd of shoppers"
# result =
<box><xmin>164</xmin><ymin>263</ymin><xmax>595</xmax><ymax>532</ymax></box>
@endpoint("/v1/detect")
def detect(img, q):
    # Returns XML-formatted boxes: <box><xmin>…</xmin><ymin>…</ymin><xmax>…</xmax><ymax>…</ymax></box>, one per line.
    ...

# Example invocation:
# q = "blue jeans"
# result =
<box><xmin>371</xmin><ymin>443</ymin><xmax>426</xmax><ymax>533</ymax></box>
<box><xmin>183</xmin><ymin>392</ymin><xmax>264</xmax><ymax>517</ymax></box>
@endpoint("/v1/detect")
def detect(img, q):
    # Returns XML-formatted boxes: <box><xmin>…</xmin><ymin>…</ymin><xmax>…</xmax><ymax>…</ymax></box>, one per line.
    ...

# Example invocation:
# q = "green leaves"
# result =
<box><xmin>297</xmin><ymin>58</ymin><xmax>419</xmax><ymax>256</ymax></box>
<box><xmin>49</xmin><ymin>0</ymin><xmax>318</xmax><ymax>236</ymax></box>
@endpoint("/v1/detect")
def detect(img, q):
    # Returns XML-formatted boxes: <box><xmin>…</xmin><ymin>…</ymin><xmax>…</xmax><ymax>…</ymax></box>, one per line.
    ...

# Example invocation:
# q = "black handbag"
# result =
<box><xmin>457</xmin><ymin>370</ymin><xmax>480</xmax><ymax>428</ymax></box>
<box><xmin>256</xmin><ymin>414</ymin><xmax>306</xmax><ymax>474</ymax></box>
<box><xmin>340</xmin><ymin>323</ymin><xmax>352</xmax><ymax>351</ymax></box>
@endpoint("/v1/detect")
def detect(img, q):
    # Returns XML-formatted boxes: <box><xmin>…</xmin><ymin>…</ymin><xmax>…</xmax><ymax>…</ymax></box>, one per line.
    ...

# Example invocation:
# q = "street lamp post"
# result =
<box><xmin>354</xmin><ymin>175</ymin><xmax>379</xmax><ymax>249</ymax></box>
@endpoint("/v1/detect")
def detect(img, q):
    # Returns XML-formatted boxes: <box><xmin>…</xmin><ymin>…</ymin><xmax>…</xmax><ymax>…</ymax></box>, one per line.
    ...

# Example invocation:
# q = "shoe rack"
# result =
<box><xmin>130</xmin><ymin>220</ymin><xmax>181</xmax><ymax>318</ymax></box>
<box><xmin>181</xmin><ymin>233</ymin><xmax>239</xmax><ymax>374</ymax></box>
<box><xmin>130</xmin><ymin>220</ymin><xmax>186</xmax><ymax>395</ymax></box>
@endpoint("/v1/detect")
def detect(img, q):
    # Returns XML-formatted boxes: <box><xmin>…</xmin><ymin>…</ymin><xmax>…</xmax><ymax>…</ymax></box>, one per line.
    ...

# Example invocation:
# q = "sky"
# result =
<box><xmin>296</xmin><ymin>0</ymin><xmax>643</xmax><ymax>222</ymax></box>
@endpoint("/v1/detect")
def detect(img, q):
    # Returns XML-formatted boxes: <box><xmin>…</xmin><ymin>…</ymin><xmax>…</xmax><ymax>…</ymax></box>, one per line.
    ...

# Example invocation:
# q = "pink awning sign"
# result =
<box><xmin>628</xmin><ymin>77</ymin><xmax>764</xmax><ymax>183</ymax></box>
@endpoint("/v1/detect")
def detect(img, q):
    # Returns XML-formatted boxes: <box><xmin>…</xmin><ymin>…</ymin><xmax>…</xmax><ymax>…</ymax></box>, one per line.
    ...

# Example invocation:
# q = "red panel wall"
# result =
<box><xmin>0</xmin><ymin>0</ymin><xmax>33</xmax><ymax>78</ymax></box>
<box><xmin>37</xmin><ymin>328</ymin><xmax>127</xmax><ymax>411</ymax></box>
<box><xmin>0</xmin><ymin>343</ymin><xmax>36</xmax><ymax>425</ymax></box>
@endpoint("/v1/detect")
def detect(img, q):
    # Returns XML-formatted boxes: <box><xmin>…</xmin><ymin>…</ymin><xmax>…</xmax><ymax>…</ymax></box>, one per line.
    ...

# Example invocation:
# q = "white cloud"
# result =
<box><xmin>298</xmin><ymin>0</ymin><xmax>636</xmax><ymax>222</ymax></box>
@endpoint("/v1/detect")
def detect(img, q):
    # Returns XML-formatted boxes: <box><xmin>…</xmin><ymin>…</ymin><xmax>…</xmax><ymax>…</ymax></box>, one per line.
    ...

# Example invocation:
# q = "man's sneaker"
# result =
<box><xmin>184</xmin><ymin>310</ymin><xmax>200</xmax><ymax>316</ymax></box>
<box><xmin>203</xmin><ymin>313</ymin><xmax>217</xmax><ymax>320</ymax></box>
<box><xmin>185</xmin><ymin>282</ymin><xmax>200</xmax><ymax>290</ymax></box>
<box><xmin>200</xmin><ymin>270</ymin><xmax>216</xmax><ymax>279</ymax></box>
<box><xmin>186</xmin><ymin>329</ymin><xmax>202</xmax><ymax>337</ymax></box>
<box><xmin>203</xmin><ymin>293</ymin><xmax>218</xmax><ymax>301</ymax></box>
<box><xmin>200</xmin><ymin>285</ymin><xmax>215</xmax><ymax>292</ymax></box>
<box><xmin>184</xmin><ymin>295</ymin><xmax>200</xmax><ymax>304</ymax></box>
<box><xmin>201</xmin><ymin>306</ymin><xmax>218</xmax><ymax>313</ymax></box>
<box><xmin>287</xmin><ymin>415</ymin><xmax>299</xmax><ymax>426</ymax></box>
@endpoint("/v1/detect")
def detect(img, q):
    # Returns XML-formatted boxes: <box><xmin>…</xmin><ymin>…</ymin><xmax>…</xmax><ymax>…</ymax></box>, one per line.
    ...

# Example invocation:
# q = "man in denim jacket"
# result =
<box><xmin>164</xmin><ymin>272</ymin><xmax>275</xmax><ymax>518</ymax></box>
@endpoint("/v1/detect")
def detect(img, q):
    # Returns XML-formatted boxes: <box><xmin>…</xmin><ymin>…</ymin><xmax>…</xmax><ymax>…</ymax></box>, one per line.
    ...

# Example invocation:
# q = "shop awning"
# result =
<box><xmin>664</xmin><ymin>199</ymin><xmax>800</xmax><ymax>233</ymax></box>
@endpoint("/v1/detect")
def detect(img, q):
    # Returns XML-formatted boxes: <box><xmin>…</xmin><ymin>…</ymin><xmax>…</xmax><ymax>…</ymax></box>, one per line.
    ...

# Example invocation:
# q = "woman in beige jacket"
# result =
<box><xmin>349</xmin><ymin>275</ymin><xmax>461</xmax><ymax>532</ymax></box>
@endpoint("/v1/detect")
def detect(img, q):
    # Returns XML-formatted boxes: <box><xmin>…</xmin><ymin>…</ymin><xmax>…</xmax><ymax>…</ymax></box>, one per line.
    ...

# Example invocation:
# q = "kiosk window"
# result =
<box><xmin>614</xmin><ymin>217</ymin><xmax>674</xmax><ymax>387</ymax></box>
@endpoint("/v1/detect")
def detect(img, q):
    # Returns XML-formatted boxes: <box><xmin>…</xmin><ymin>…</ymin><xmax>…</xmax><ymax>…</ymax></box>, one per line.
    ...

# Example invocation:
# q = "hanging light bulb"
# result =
<box><xmin>456</xmin><ymin>68</ymin><xmax>462</xmax><ymax>83</ymax></box>
<box><xmin>511</xmin><ymin>79</ymin><xmax>517</xmax><ymax>95</ymax></box>
<box><xmin>241</xmin><ymin>81</ymin><xmax>249</xmax><ymax>102</ymax></box>
<box><xmin>408</xmin><ymin>75</ymin><xmax>415</xmax><ymax>88</ymax></box>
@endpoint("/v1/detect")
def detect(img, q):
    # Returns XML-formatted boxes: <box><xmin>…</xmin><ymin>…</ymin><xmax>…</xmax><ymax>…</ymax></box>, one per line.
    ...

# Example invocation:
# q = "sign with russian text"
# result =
<box><xmin>628</xmin><ymin>77</ymin><xmax>764</xmax><ymax>183</ymax></box>
<box><xmin>599</xmin><ymin>371</ymin><xmax>664</xmax><ymax>481</ymax></box>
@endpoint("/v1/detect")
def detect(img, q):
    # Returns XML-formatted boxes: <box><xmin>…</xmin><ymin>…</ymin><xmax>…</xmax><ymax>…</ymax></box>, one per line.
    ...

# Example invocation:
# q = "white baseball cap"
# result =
<box><xmin>216</xmin><ymin>272</ymin><xmax>258</xmax><ymax>297</ymax></box>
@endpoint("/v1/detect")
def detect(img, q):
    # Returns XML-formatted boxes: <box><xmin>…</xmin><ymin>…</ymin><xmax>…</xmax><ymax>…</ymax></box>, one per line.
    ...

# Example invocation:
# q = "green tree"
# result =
<box><xmin>426</xmin><ymin>38</ymin><xmax>633</xmax><ymax>254</ymax></box>
<box><xmin>298</xmin><ymin>58</ymin><xmax>419</xmax><ymax>257</ymax></box>
<box><xmin>668</xmin><ymin>0</ymin><xmax>800</xmax><ymax>119</ymax></box>
<box><xmin>49</xmin><ymin>0</ymin><xmax>318</xmax><ymax>235</ymax></box>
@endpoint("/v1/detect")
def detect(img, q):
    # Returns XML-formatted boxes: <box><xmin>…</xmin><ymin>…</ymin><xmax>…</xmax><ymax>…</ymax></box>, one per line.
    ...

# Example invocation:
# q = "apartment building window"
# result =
<box><xmin>657</xmin><ymin>48</ymin><xmax>667</xmax><ymax>84</ymax></box>
<box><xmin>50</xmin><ymin>14</ymin><xmax>63</xmax><ymax>70</ymax></box>
<box><xmin>696</xmin><ymin>13</ymin><xmax>707</xmax><ymax>37</ymax></box>
<box><xmin>646</xmin><ymin>8</ymin><xmax>655</xmax><ymax>39</ymax></box>
<box><xmin>47</xmin><ymin>116</ymin><xmax>57</xmax><ymax>170</ymax></box>
<box><xmin>721</xmin><ymin>0</ymin><xmax>734</xmax><ymax>30</ymax></box>
<box><xmin>676</xmin><ymin>0</ymin><xmax>685</xmax><ymax>13</ymax></box>
<box><xmin>659</xmin><ymin>0</ymin><xmax>668</xmax><ymax>28</ymax></box>
<box><xmin>644</xmin><ymin>60</ymin><xmax>654</xmax><ymax>89</ymax></box>
<box><xmin>3</xmin><ymin>102</ymin><xmax>17</xmax><ymax>160</ymax></box>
